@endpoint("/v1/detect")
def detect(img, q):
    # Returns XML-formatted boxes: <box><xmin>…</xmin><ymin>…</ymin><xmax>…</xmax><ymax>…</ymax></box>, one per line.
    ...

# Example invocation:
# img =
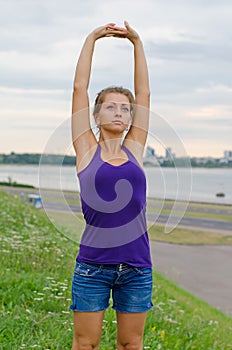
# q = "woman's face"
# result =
<box><xmin>95</xmin><ymin>93</ymin><xmax>132</xmax><ymax>133</ymax></box>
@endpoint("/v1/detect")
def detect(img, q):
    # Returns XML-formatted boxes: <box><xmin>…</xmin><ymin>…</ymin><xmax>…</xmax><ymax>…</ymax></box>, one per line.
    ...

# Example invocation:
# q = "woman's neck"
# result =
<box><xmin>98</xmin><ymin>135</ymin><xmax>123</xmax><ymax>155</ymax></box>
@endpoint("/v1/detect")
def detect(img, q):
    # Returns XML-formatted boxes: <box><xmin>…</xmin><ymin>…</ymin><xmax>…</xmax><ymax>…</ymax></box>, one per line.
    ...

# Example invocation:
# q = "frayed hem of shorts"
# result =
<box><xmin>69</xmin><ymin>306</ymin><xmax>108</xmax><ymax>312</ymax></box>
<box><xmin>112</xmin><ymin>303</ymin><xmax>153</xmax><ymax>313</ymax></box>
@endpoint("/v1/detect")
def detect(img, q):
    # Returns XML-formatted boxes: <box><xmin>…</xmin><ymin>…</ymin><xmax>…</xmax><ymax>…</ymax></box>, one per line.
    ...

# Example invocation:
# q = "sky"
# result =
<box><xmin>0</xmin><ymin>0</ymin><xmax>232</xmax><ymax>158</ymax></box>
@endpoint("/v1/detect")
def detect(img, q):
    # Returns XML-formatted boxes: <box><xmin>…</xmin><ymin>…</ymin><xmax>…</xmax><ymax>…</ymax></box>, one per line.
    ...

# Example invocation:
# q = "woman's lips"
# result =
<box><xmin>112</xmin><ymin>120</ymin><xmax>123</xmax><ymax>125</ymax></box>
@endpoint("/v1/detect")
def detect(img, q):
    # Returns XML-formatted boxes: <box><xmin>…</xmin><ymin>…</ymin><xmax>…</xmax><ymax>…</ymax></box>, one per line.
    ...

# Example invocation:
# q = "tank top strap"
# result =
<box><xmin>77</xmin><ymin>143</ymin><xmax>102</xmax><ymax>177</ymax></box>
<box><xmin>122</xmin><ymin>145</ymin><xmax>142</xmax><ymax>168</ymax></box>
<box><xmin>90</xmin><ymin>143</ymin><xmax>102</xmax><ymax>166</ymax></box>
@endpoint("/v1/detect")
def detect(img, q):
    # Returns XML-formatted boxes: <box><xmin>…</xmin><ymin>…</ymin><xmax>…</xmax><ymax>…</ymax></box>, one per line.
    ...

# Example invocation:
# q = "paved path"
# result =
<box><xmin>150</xmin><ymin>241</ymin><xmax>232</xmax><ymax>317</ymax></box>
<box><xmin>147</xmin><ymin>213</ymin><xmax>232</xmax><ymax>234</ymax></box>
<box><xmin>1</xmin><ymin>186</ymin><xmax>232</xmax><ymax>316</ymax></box>
<box><xmin>41</xmin><ymin>201</ymin><xmax>232</xmax><ymax>233</ymax></box>
<box><xmin>2</xmin><ymin>186</ymin><xmax>232</xmax><ymax>234</ymax></box>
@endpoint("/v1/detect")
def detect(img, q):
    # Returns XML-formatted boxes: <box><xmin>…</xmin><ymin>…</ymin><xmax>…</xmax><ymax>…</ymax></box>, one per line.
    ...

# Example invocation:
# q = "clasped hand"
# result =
<box><xmin>92</xmin><ymin>20</ymin><xmax>139</xmax><ymax>44</ymax></box>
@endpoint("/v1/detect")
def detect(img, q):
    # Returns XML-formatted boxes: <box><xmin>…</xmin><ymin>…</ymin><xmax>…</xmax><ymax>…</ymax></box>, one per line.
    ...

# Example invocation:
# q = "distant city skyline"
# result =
<box><xmin>1</xmin><ymin>1</ymin><xmax>231</xmax><ymax>157</ymax></box>
<box><xmin>145</xmin><ymin>145</ymin><xmax>232</xmax><ymax>160</ymax></box>
<box><xmin>1</xmin><ymin>146</ymin><xmax>231</xmax><ymax>160</ymax></box>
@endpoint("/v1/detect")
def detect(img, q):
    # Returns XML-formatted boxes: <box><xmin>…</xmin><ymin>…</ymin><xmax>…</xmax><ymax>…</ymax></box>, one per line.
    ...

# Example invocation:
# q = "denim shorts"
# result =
<box><xmin>70</xmin><ymin>261</ymin><xmax>153</xmax><ymax>313</ymax></box>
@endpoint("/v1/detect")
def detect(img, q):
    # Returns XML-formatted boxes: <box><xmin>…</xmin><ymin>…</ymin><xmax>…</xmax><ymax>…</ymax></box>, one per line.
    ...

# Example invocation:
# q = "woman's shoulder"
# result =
<box><xmin>122</xmin><ymin>139</ymin><xmax>144</xmax><ymax>168</ymax></box>
<box><xmin>75</xmin><ymin>133</ymin><xmax>98</xmax><ymax>174</ymax></box>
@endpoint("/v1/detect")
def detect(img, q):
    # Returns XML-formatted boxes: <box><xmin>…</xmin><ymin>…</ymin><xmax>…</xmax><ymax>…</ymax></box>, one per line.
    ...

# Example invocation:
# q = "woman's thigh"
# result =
<box><xmin>72</xmin><ymin>310</ymin><xmax>105</xmax><ymax>350</ymax></box>
<box><xmin>116</xmin><ymin>311</ymin><xmax>147</xmax><ymax>349</ymax></box>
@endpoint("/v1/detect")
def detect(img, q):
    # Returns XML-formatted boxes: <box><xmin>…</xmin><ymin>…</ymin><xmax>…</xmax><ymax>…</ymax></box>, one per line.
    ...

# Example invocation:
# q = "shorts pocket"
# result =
<box><xmin>133</xmin><ymin>267</ymin><xmax>152</xmax><ymax>276</ymax></box>
<box><xmin>74</xmin><ymin>262</ymin><xmax>102</xmax><ymax>277</ymax></box>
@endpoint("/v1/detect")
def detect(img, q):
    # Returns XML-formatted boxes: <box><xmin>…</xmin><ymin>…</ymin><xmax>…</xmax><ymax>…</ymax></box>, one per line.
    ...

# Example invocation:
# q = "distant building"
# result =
<box><xmin>143</xmin><ymin>145</ymin><xmax>159</xmax><ymax>166</ymax></box>
<box><xmin>165</xmin><ymin>147</ymin><xmax>175</xmax><ymax>161</ymax></box>
<box><xmin>224</xmin><ymin>150</ymin><xmax>232</xmax><ymax>160</ymax></box>
<box><xmin>145</xmin><ymin>146</ymin><xmax>156</xmax><ymax>158</ymax></box>
<box><xmin>222</xmin><ymin>150</ymin><xmax>232</xmax><ymax>164</ymax></box>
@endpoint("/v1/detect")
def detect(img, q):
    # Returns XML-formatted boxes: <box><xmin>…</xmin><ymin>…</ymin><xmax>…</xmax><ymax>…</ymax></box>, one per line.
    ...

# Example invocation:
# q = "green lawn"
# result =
<box><xmin>1</xmin><ymin>189</ymin><xmax>232</xmax><ymax>349</ymax></box>
<box><xmin>148</xmin><ymin>224</ymin><xmax>232</xmax><ymax>245</ymax></box>
<box><xmin>46</xmin><ymin>210</ymin><xmax>232</xmax><ymax>246</ymax></box>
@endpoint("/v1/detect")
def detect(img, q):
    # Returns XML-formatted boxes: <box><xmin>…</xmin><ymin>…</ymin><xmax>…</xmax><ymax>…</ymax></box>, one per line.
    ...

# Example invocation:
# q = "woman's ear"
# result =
<box><xmin>94</xmin><ymin>113</ymin><xmax>100</xmax><ymax>126</ymax></box>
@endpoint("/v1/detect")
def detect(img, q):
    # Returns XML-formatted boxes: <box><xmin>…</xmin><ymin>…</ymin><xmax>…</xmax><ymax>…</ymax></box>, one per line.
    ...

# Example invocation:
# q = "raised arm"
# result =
<box><xmin>124</xmin><ymin>21</ymin><xmax>150</xmax><ymax>149</ymax></box>
<box><xmin>72</xmin><ymin>24</ymin><xmax>128</xmax><ymax>156</ymax></box>
<box><xmin>71</xmin><ymin>34</ymin><xmax>95</xmax><ymax>155</ymax></box>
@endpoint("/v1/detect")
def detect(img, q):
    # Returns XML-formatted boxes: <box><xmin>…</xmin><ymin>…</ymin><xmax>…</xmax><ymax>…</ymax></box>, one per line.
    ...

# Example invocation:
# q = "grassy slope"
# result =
<box><xmin>46</xmin><ymin>210</ymin><xmax>232</xmax><ymax>246</ymax></box>
<box><xmin>0</xmin><ymin>189</ymin><xmax>232</xmax><ymax>350</ymax></box>
<box><xmin>148</xmin><ymin>224</ymin><xmax>232</xmax><ymax>245</ymax></box>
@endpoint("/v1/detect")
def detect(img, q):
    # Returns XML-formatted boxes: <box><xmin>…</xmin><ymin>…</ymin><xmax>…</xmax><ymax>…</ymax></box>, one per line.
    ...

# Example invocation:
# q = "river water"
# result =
<box><xmin>0</xmin><ymin>164</ymin><xmax>231</xmax><ymax>205</ymax></box>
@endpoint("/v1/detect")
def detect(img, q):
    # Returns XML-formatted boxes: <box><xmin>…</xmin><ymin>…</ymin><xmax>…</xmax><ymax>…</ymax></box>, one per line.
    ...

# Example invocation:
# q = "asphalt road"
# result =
<box><xmin>2</xmin><ymin>186</ymin><xmax>232</xmax><ymax>316</ymax></box>
<box><xmin>148</xmin><ymin>213</ymin><xmax>232</xmax><ymax>234</ymax></box>
<box><xmin>42</xmin><ymin>191</ymin><xmax>232</xmax><ymax>235</ymax></box>
<box><xmin>150</xmin><ymin>241</ymin><xmax>232</xmax><ymax>317</ymax></box>
<box><xmin>1</xmin><ymin>186</ymin><xmax>232</xmax><ymax>233</ymax></box>
<box><xmin>41</xmin><ymin>202</ymin><xmax>232</xmax><ymax>234</ymax></box>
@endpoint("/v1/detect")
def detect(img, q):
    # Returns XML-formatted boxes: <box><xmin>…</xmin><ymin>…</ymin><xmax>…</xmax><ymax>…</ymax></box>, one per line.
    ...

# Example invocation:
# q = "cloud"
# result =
<box><xmin>146</xmin><ymin>39</ymin><xmax>232</xmax><ymax>63</ymax></box>
<box><xmin>0</xmin><ymin>0</ymin><xmax>232</xmax><ymax>155</ymax></box>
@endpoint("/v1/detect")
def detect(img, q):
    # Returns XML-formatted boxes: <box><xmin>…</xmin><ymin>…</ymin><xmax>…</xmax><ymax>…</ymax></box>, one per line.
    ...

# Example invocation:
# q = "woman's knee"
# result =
<box><xmin>118</xmin><ymin>339</ymin><xmax>143</xmax><ymax>350</ymax></box>
<box><xmin>73</xmin><ymin>337</ymin><xmax>100</xmax><ymax>350</ymax></box>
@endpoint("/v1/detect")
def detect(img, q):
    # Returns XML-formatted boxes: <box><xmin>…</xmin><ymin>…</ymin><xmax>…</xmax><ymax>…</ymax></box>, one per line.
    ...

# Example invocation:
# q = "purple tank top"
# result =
<box><xmin>76</xmin><ymin>143</ymin><xmax>152</xmax><ymax>267</ymax></box>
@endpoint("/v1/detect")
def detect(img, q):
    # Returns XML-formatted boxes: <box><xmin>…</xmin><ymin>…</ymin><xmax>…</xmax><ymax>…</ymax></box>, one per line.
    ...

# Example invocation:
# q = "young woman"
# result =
<box><xmin>70</xmin><ymin>21</ymin><xmax>153</xmax><ymax>350</ymax></box>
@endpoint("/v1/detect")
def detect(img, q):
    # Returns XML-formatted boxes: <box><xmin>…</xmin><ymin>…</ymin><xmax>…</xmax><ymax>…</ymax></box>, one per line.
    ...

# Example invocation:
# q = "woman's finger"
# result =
<box><xmin>106</xmin><ymin>24</ymin><xmax>127</xmax><ymax>32</ymax></box>
<box><xmin>124</xmin><ymin>20</ymin><xmax>130</xmax><ymax>28</ymax></box>
<box><xmin>106</xmin><ymin>22</ymin><xmax>116</xmax><ymax>26</ymax></box>
<box><xmin>105</xmin><ymin>29</ymin><xmax>127</xmax><ymax>36</ymax></box>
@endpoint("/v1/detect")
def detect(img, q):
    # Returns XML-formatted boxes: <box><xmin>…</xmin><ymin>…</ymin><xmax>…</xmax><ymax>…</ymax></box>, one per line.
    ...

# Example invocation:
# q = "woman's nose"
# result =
<box><xmin>115</xmin><ymin>107</ymin><xmax>122</xmax><ymax>116</ymax></box>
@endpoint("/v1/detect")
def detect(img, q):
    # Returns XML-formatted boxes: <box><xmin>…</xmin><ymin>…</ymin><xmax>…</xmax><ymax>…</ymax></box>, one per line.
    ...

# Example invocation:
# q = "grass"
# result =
<box><xmin>1</xmin><ymin>186</ymin><xmax>231</xmax><ymax>223</ymax></box>
<box><xmin>45</xmin><ymin>210</ymin><xmax>232</xmax><ymax>246</ymax></box>
<box><xmin>148</xmin><ymin>224</ymin><xmax>232</xmax><ymax>245</ymax></box>
<box><xmin>0</xmin><ymin>181</ymin><xmax>35</xmax><ymax>188</ymax></box>
<box><xmin>153</xmin><ymin>208</ymin><xmax>232</xmax><ymax>222</ymax></box>
<box><xmin>1</xmin><ymin>189</ymin><xmax>232</xmax><ymax>349</ymax></box>
<box><xmin>45</xmin><ymin>210</ymin><xmax>84</xmax><ymax>244</ymax></box>
<box><xmin>153</xmin><ymin>198</ymin><xmax>232</xmax><ymax>211</ymax></box>
<box><xmin>42</xmin><ymin>194</ymin><xmax>232</xmax><ymax>222</ymax></box>
<box><xmin>146</xmin><ymin>198</ymin><xmax>232</xmax><ymax>223</ymax></box>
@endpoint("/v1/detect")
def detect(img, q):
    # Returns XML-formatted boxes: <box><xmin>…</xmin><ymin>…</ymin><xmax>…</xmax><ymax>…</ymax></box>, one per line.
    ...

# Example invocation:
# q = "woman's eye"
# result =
<box><xmin>107</xmin><ymin>105</ymin><xmax>114</xmax><ymax>110</ymax></box>
<box><xmin>122</xmin><ymin>107</ymin><xmax>129</xmax><ymax>112</ymax></box>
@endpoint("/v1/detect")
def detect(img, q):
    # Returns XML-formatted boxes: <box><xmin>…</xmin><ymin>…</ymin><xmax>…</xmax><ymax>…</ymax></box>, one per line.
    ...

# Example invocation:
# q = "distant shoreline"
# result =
<box><xmin>0</xmin><ymin>152</ymin><xmax>232</xmax><ymax>168</ymax></box>
<box><xmin>0</xmin><ymin>162</ymin><xmax>232</xmax><ymax>169</ymax></box>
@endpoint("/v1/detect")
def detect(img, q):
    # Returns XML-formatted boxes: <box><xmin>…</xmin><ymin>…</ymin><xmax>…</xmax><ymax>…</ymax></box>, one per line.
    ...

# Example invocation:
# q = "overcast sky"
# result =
<box><xmin>1</xmin><ymin>0</ymin><xmax>231</xmax><ymax>157</ymax></box>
